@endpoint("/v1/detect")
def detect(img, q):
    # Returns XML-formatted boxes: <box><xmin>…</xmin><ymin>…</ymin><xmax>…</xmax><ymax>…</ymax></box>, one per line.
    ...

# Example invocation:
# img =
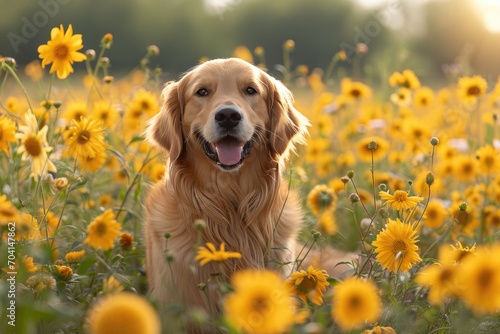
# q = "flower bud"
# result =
<box><xmin>54</xmin><ymin>177</ymin><xmax>69</xmax><ymax>190</ymax></box>
<box><xmin>119</xmin><ymin>232</ymin><xmax>134</xmax><ymax>248</ymax></box>
<box><xmin>340</xmin><ymin>176</ymin><xmax>350</xmax><ymax>184</ymax></box>
<box><xmin>103</xmin><ymin>75</ymin><xmax>114</xmax><ymax>84</ymax></box>
<box><xmin>101</xmin><ymin>33</ymin><xmax>113</xmax><ymax>48</ymax></box>
<box><xmin>2</xmin><ymin>57</ymin><xmax>16</xmax><ymax>68</ymax></box>
<box><xmin>430</xmin><ymin>137</ymin><xmax>439</xmax><ymax>146</ymax></box>
<box><xmin>349</xmin><ymin>193</ymin><xmax>360</xmax><ymax>203</ymax></box>
<box><xmin>346</xmin><ymin>170</ymin><xmax>355</xmax><ymax>179</ymax></box>
<box><xmin>367</xmin><ymin>140</ymin><xmax>378</xmax><ymax>150</ymax></box>
<box><xmin>147</xmin><ymin>45</ymin><xmax>160</xmax><ymax>56</ymax></box>
<box><xmin>425</xmin><ymin>172</ymin><xmax>435</xmax><ymax>186</ymax></box>
<box><xmin>99</xmin><ymin>57</ymin><xmax>110</xmax><ymax>67</ymax></box>
<box><xmin>283</xmin><ymin>39</ymin><xmax>295</xmax><ymax>52</ymax></box>
<box><xmin>459</xmin><ymin>202</ymin><xmax>468</xmax><ymax>212</ymax></box>
<box><xmin>53</xmin><ymin>100</ymin><xmax>63</xmax><ymax>109</ymax></box>
<box><xmin>194</xmin><ymin>219</ymin><xmax>206</xmax><ymax>231</ymax></box>
<box><xmin>85</xmin><ymin>49</ymin><xmax>96</xmax><ymax>61</ymax></box>
<box><xmin>378</xmin><ymin>183</ymin><xmax>387</xmax><ymax>191</ymax></box>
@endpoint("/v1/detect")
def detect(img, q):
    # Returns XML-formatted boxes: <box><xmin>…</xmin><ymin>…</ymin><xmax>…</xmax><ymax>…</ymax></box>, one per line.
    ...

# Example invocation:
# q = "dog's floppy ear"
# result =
<box><xmin>268</xmin><ymin>78</ymin><xmax>309</xmax><ymax>157</ymax></box>
<box><xmin>147</xmin><ymin>81</ymin><xmax>184</xmax><ymax>161</ymax></box>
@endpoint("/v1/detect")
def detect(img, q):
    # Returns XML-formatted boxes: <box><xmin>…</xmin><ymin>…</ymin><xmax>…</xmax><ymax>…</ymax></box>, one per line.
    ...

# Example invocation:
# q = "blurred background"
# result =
<box><xmin>1</xmin><ymin>0</ymin><xmax>500</xmax><ymax>84</ymax></box>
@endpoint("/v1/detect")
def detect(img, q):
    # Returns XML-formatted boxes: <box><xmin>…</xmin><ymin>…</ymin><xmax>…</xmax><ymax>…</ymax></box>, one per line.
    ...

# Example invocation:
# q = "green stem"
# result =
<box><xmin>1</xmin><ymin>62</ymin><xmax>35</xmax><ymax>115</ymax></box>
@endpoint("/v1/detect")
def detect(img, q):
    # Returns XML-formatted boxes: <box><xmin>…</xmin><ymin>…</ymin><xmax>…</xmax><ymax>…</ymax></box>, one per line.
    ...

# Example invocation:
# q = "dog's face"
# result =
<box><xmin>148</xmin><ymin>58</ymin><xmax>308</xmax><ymax>171</ymax></box>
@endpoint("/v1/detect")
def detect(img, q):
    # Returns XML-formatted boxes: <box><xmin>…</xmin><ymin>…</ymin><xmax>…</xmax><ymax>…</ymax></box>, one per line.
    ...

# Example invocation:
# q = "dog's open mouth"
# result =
<box><xmin>198</xmin><ymin>134</ymin><xmax>253</xmax><ymax>170</ymax></box>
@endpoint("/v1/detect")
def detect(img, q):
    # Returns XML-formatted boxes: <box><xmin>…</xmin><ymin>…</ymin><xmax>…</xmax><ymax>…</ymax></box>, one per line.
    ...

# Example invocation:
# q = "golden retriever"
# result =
<box><xmin>144</xmin><ymin>58</ymin><xmax>350</xmax><ymax>320</ymax></box>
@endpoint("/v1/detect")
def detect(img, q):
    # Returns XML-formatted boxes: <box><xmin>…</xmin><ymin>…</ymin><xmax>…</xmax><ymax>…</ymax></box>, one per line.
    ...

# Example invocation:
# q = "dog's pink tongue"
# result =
<box><xmin>215</xmin><ymin>139</ymin><xmax>244</xmax><ymax>165</ymax></box>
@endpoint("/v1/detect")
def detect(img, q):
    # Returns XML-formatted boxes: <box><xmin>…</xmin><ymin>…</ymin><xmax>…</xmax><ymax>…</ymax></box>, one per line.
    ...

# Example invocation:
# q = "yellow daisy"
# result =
<box><xmin>457</xmin><ymin>75</ymin><xmax>487</xmax><ymax>106</ymax></box>
<box><xmin>453</xmin><ymin>155</ymin><xmax>478</xmax><ymax>182</ymax></box>
<box><xmin>54</xmin><ymin>265</ymin><xmax>73</xmax><ymax>281</ymax></box>
<box><xmin>475</xmin><ymin>144</ymin><xmax>500</xmax><ymax>174</ymax></box>
<box><xmin>390</xmin><ymin>87</ymin><xmax>412</xmax><ymax>107</ymax></box>
<box><xmin>379</xmin><ymin>190</ymin><xmax>424</xmax><ymax>211</ymax></box>
<box><xmin>423</xmin><ymin>200</ymin><xmax>448</xmax><ymax>228</ymax></box>
<box><xmin>305</xmin><ymin>138</ymin><xmax>330</xmax><ymax>163</ymax></box>
<box><xmin>332</xmin><ymin>277</ymin><xmax>382</xmax><ymax>330</ymax></box>
<box><xmin>0</xmin><ymin>195</ymin><xmax>21</xmax><ymax>226</ymax></box>
<box><xmin>0</xmin><ymin>116</ymin><xmax>17</xmax><ymax>155</ymax></box>
<box><xmin>85</xmin><ymin>209</ymin><xmax>121</xmax><ymax>251</ymax></box>
<box><xmin>224</xmin><ymin>269</ymin><xmax>297</xmax><ymax>334</ymax></box>
<box><xmin>317</xmin><ymin>210</ymin><xmax>338</xmax><ymax>236</ymax></box>
<box><xmin>102</xmin><ymin>275</ymin><xmax>124</xmax><ymax>295</ymax></box>
<box><xmin>457</xmin><ymin>244</ymin><xmax>500</xmax><ymax>314</ymax></box>
<box><xmin>26</xmin><ymin>273</ymin><xmax>56</xmax><ymax>293</ymax></box>
<box><xmin>413</xmin><ymin>86</ymin><xmax>435</xmax><ymax>108</ymax></box>
<box><xmin>64</xmin><ymin>116</ymin><xmax>106</xmax><ymax>162</ymax></box>
<box><xmin>24</xmin><ymin>60</ymin><xmax>44</xmax><ymax>82</ymax></box>
<box><xmin>389</xmin><ymin>69</ymin><xmax>420</xmax><ymax>89</ymax></box>
<box><xmin>372</xmin><ymin>218</ymin><xmax>421</xmax><ymax>273</ymax></box>
<box><xmin>61</xmin><ymin>100</ymin><xmax>88</xmax><ymax>123</ymax></box>
<box><xmin>415</xmin><ymin>245</ymin><xmax>459</xmax><ymax>306</ymax></box>
<box><xmin>91</xmin><ymin>100</ymin><xmax>119</xmax><ymax>129</ymax></box>
<box><xmin>149</xmin><ymin>163</ymin><xmax>166</xmax><ymax>183</ymax></box>
<box><xmin>37</xmin><ymin>24</ymin><xmax>87</xmax><ymax>79</ymax></box>
<box><xmin>65</xmin><ymin>250</ymin><xmax>85</xmax><ymax>263</ymax></box>
<box><xmin>356</xmin><ymin>136</ymin><xmax>389</xmax><ymax>162</ymax></box>
<box><xmin>15</xmin><ymin>113</ymin><xmax>56</xmax><ymax>178</ymax></box>
<box><xmin>307</xmin><ymin>184</ymin><xmax>335</xmax><ymax>215</ymax></box>
<box><xmin>362</xmin><ymin>326</ymin><xmax>397</xmax><ymax>334</ymax></box>
<box><xmin>86</xmin><ymin>292</ymin><xmax>160</xmax><ymax>334</ymax></box>
<box><xmin>341</xmin><ymin>78</ymin><xmax>372</xmax><ymax>102</ymax></box>
<box><xmin>22</xmin><ymin>256</ymin><xmax>40</xmax><ymax>273</ymax></box>
<box><xmin>195</xmin><ymin>242</ymin><xmax>242</xmax><ymax>266</ymax></box>
<box><xmin>286</xmin><ymin>265</ymin><xmax>330</xmax><ymax>305</ymax></box>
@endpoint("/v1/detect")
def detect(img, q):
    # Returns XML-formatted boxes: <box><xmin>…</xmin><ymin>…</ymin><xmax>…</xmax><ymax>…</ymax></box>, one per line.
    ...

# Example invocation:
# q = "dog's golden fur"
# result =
<box><xmin>144</xmin><ymin>58</ymin><xmax>349</xmax><ymax>315</ymax></box>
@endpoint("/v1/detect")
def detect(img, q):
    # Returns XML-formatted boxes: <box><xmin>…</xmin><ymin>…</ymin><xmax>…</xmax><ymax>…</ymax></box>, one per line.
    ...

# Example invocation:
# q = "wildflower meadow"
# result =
<box><xmin>1</xmin><ymin>24</ymin><xmax>500</xmax><ymax>334</ymax></box>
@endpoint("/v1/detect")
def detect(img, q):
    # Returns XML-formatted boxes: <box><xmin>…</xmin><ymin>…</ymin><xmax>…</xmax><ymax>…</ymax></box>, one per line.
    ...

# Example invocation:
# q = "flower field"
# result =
<box><xmin>1</xmin><ymin>25</ymin><xmax>500</xmax><ymax>334</ymax></box>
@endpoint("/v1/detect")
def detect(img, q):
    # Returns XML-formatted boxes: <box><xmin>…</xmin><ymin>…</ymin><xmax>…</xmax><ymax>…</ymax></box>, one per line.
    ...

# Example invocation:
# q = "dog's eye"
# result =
<box><xmin>245</xmin><ymin>87</ymin><xmax>257</xmax><ymax>95</ymax></box>
<box><xmin>196</xmin><ymin>88</ymin><xmax>209</xmax><ymax>96</ymax></box>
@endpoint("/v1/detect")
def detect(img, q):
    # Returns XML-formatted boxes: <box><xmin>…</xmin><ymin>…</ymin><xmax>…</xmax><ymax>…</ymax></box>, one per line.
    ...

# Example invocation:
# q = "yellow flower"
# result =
<box><xmin>24</xmin><ymin>60</ymin><xmax>44</xmax><ymax>82</ymax></box>
<box><xmin>195</xmin><ymin>242</ymin><xmax>242</xmax><ymax>266</ymax></box>
<box><xmin>85</xmin><ymin>292</ymin><xmax>160</xmax><ymax>334</ymax></box>
<box><xmin>390</xmin><ymin>87</ymin><xmax>412</xmax><ymax>107</ymax></box>
<box><xmin>317</xmin><ymin>210</ymin><xmax>338</xmax><ymax>236</ymax></box>
<box><xmin>79</xmin><ymin>150</ymin><xmax>107</xmax><ymax>172</ymax></box>
<box><xmin>23</xmin><ymin>256</ymin><xmax>40</xmax><ymax>273</ymax></box>
<box><xmin>332</xmin><ymin>277</ymin><xmax>382</xmax><ymax>330</ymax></box>
<box><xmin>102</xmin><ymin>275</ymin><xmax>124</xmax><ymax>294</ymax></box>
<box><xmin>448</xmin><ymin>241</ymin><xmax>476</xmax><ymax>265</ymax></box>
<box><xmin>119</xmin><ymin>232</ymin><xmax>134</xmax><ymax>249</ymax></box>
<box><xmin>37</xmin><ymin>24</ymin><xmax>87</xmax><ymax>79</ymax></box>
<box><xmin>389</xmin><ymin>69</ymin><xmax>420</xmax><ymax>89</ymax></box>
<box><xmin>423</xmin><ymin>200</ymin><xmax>448</xmax><ymax>228</ymax></box>
<box><xmin>413</xmin><ymin>86</ymin><xmax>434</xmax><ymax>108</ymax></box>
<box><xmin>475</xmin><ymin>144</ymin><xmax>500</xmax><ymax>174</ymax></box>
<box><xmin>232</xmin><ymin>45</ymin><xmax>254</xmax><ymax>63</ymax></box>
<box><xmin>486</xmin><ymin>207</ymin><xmax>500</xmax><ymax>228</ymax></box>
<box><xmin>224</xmin><ymin>269</ymin><xmax>297</xmax><ymax>334</ymax></box>
<box><xmin>85</xmin><ymin>209</ymin><xmax>121</xmax><ymax>251</ymax></box>
<box><xmin>457</xmin><ymin>75</ymin><xmax>487</xmax><ymax>106</ymax></box>
<box><xmin>362</xmin><ymin>326</ymin><xmax>397</xmax><ymax>334</ymax></box>
<box><xmin>341</xmin><ymin>78</ymin><xmax>372</xmax><ymax>102</ymax></box>
<box><xmin>457</xmin><ymin>244</ymin><xmax>500</xmax><ymax>314</ymax></box>
<box><xmin>54</xmin><ymin>177</ymin><xmax>69</xmax><ymax>191</ymax></box>
<box><xmin>305</xmin><ymin>138</ymin><xmax>330</xmax><ymax>163</ymax></box>
<box><xmin>54</xmin><ymin>265</ymin><xmax>73</xmax><ymax>280</ymax></box>
<box><xmin>415</xmin><ymin>245</ymin><xmax>459</xmax><ymax>306</ymax></box>
<box><xmin>149</xmin><ymin>163</ymin><xmax>166</xmax><ymax>183</ymax></box>
<box><xmin>356</xmin><ymin>136</ymin><xmax>389</xmax><ymax>162</ymax></box>
<box><xmin>316</xmin><ymin>114</ymin><xmax>333</xmax><ymax>136</ymax></box>
<box><xmin>307</xmin><ymin>184</ymin><xmax>335</xmax><ymax>215</ymax></box>
<box><xmin>91</xmin><ymin>100</ymin><xmax>119</xmax><ymax>129</ymax></box>
<box><xmin>372</xmin><ymin>218</ymin><xmax>421</xmax><ymax>273</ymax></box>
<box><xmin>61</xmin><ymin>100</ymin><xmax>88</xmax><ymax>123</ymax></box>
<box><xmin>379</xmin><ymin>190</ymin><xmax>424</xmax><ymax>212</ymax></box>
<box><xmin>286</xmin><ymin>265</ymin><xmax>330</xmax><ymax>305</ymax></box>
<box><xmin>0</xmin><ymin>116</ymin><xmax>17</xmax><ymax>155</ymax></box>
<box><xmin>0</xmin><ymin>195</ymin><xmax>20</xmax><ymax>226</ymax></box>
<box><xmin>65</xmin><ymin>250</ymin><xmax>85</xmax><ymax>263</ymax></box>
<box><xmin>15</xmin><ymin>113</ymin><xmax>56</xmax><ymax>178</ymax></box>
<box><xmin>16</xmin><ymin>213</ymin><xmax>42</xmax><ymax>241</ymax></box>
<box><xmin>64</xmin><ymin>116</ymin><xmax>106</xmax><ymax>162</ymax></box>
<box><xmin>453</xmin><ymin>154</ymin><xmax>478</xmax><ymax>181</ymax></box>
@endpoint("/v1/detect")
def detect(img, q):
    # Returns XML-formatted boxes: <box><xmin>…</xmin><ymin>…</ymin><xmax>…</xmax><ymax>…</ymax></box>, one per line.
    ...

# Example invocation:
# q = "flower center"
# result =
<box><xmin>439</xmin><ymin>267</ymin><xmax>453</xmax><ymax>282</ymax></box>
<box><xmin>477</xmin><ymin>269</ymin><xmax>493</xmax><ymax>289</ymax></box>
<box><xmin>55</xmin><ymin>45</ymin><xmax>69</xmax><ymax>59</ymax></box>
<box><xmin>77</xmin><ymin>130</ymin><xmax>91</xmax><ymax>145</ymax></box>
<box><xmin>0</xmin><ymin>208</ymin><xmax>16</xmax><ymax>218</ymax></box>
<box><xmin>467</xmin><ymin>85</ymin><xmax>480</xmax><ymax>96</ymax></box>
<box><xmin>348</xmin><ymin>294</ymin><xmax>362</xmax><ymax>309</ymax></box>
<box><xmin>95</xmin><ymin>222</ymin><xmax>107</xmax><ymax>236</ymax></box>
<box><xmin>252</xmin><ymin>296</ymin><xmax>271</xmax><ymax>313</ymax></box>
<box><xmin>0</xmin><ymin>128</ymin><xmax>3</xmax><ymax>140</ymax></box>
<box><xmin>393</xmin><ymin>191</ymin><xmax>408</xmax><ymax>202</ymax></box>
<box><xmin>392</xmin><ymin>240</ymin><xmax>407</xmax><ymax>254</ymax></box>
<box><xmin>350</xmin><ymin>89</ymin><xmax>361</xmax><ymax>98</ymax></box>
<box><xmin>24</xmin><ymin>136</ymin><xmax>42</xmax><ymax>157</ymax></box>
<box><xmin>296</xmin><ymin>276</ymin><xmax>317</xmax><ymax>293</ymax></box>
<box><xmin>141</xmin><ymin>101</ymin><xmax>150</xmax><ymax>110</ymax></box>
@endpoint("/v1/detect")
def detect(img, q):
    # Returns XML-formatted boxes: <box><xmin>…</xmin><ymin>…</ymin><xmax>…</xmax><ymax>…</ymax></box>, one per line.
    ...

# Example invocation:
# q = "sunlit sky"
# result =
<box><xmin>206</xmin><ymin>0</ymin><xmax>500</xmax><ymax>33</ymax></box>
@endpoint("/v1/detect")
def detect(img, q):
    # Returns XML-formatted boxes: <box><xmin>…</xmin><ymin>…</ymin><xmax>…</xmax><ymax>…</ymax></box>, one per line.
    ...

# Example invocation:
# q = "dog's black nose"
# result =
<box><xmin>215</xmin><ymin>107</ymin><xmax>242</xmax><ymax>129</ymax></box>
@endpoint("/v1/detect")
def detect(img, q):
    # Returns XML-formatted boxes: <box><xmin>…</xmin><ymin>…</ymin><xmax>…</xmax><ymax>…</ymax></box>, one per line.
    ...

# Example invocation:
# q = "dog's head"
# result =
<box><xmin>147</xmin><ymin>58</ymin><xmax>308</xmax><ymax>171</ymax></box>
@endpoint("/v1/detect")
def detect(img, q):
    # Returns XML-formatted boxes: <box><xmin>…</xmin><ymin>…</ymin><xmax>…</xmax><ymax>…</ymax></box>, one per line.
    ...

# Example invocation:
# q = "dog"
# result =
<box><xmin>144</xmin><ymin>58</ymin><xmax>350</xmax><ymax>320</ymax></box>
